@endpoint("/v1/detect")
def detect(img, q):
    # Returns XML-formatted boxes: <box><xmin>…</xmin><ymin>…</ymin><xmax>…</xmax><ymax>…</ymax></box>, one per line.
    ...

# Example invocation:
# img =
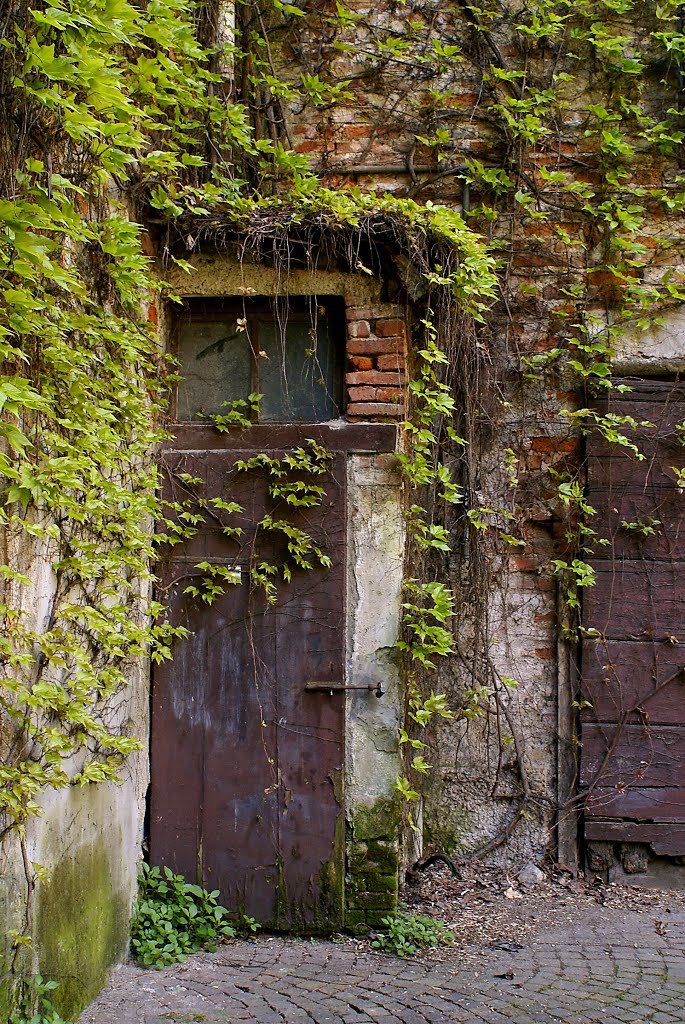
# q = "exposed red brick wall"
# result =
<box><xmin>344</xmin><ymin>304</ymin><xmax>407</xmax><ymax>421</ymax></box>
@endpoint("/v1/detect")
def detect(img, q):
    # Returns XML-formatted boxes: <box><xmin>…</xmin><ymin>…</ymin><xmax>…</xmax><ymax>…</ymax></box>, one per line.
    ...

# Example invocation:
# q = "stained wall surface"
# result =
<box><xmin>221</xmin><ymin>0</ymin><xmax>685</xmax><ymax>868</ymax></box>
<box><xmin>0</xmin><ymin>529</ymin><xmax>149</xmax><ymax>1019</ymax></box>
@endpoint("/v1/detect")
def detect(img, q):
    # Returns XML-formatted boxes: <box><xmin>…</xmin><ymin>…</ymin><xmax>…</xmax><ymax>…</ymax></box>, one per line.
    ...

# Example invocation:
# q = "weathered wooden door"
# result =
<box><xmin>581</xmin><ymin>379</ymin><xmax>685</xmax><ymax>854</ymax></box>
<box><xmin>150</xmin><ymin>300</ymin><xmax>348</xmax><ymax>930</ymax></box>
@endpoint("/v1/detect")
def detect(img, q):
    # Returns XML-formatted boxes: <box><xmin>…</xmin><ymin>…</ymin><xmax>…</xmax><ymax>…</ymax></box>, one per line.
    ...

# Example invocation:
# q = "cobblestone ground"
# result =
<box><xmin>79</xmin><ymin>906</ymin><xmax>685</xmax><ymax>1024</ymax></box>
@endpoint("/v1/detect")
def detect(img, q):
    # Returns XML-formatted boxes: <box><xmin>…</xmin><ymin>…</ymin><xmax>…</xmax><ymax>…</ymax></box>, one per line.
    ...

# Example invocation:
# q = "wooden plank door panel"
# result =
<box><xmin>581</xmin><ymin>724</ymin><xmax>685</xmax><ymax>788</ymax></box>
<box><xmin>588</xmin><ymin>486</ymin><xmax>685</xmax><ymax>561</ymax></box>
<box><xmin>200</xmin><ymin>585</ymin><xmax>281</xmax><ymax>923</ymax></box>
<box><xmin>581</xmin><ymin>640</ymin><xmax>685</xmax><ymax>725</ymax></box>
<box><xmin>583</xmin><ymin>563</ymin><xmax>685</xmax><ymax>640</ymax></box>
<box><xmin>581</xmin><ymin>379</ymin><xmax>685</xmax><ymax>852</ymax></box>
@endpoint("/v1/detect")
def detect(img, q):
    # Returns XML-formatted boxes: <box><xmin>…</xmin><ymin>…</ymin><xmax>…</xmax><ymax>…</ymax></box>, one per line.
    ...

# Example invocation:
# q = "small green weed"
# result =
<box><xmin>159</xmin><ymin>1014</ymin><xmax>207</xmax><ymax>1022</ymax></box>
<box><xmin>238</xmin><ymin>913</ymin><xmax>260</xmax><ymax>937</ymax></box>
<box><xmin>9</xmin><ymin>976</ymin><xmax>71</xmax><ymax>1024</ymax></box>
<box><xmin>370</xmin><ymin>909</ymin><xmax>454</xmax><ymax>957</ymax></box>
<box><xmin>131</xmin><ymin>863</ymin><xmax>258</xmax><ymax>968</ymax></box>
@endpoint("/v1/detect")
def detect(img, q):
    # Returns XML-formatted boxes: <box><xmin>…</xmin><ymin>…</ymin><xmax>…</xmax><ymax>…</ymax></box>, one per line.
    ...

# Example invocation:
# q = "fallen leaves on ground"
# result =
<box><xmin>362</xmin><ymin>860</ymin><xmax>685</xmax><ymax>964</ymax></box>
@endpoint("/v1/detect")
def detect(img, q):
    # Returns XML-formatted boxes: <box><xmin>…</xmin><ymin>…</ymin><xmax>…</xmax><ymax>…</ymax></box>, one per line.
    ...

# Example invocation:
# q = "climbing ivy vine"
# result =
<box><xmin>2</xmin><ymin>0</ymin><xmax>685</xmax><ymax>891</ymax></box>
<box><xmin>0</xmin><ymin>0</ymin><xmax>494</xmax><ymax>861</ymax></box>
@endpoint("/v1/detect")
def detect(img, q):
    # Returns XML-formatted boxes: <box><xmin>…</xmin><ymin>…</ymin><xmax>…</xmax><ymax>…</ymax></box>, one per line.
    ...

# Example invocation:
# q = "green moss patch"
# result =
<box><xmin>160</xmin><ymin>1013</ymin><xmax>208</xmax><ymax>1022</ymax></box>
<box><xmin>346</xmin><ymin>797</ymin><xmax>401</xmax><ymax>931</ymax></box>
<box><xmin>423</xmin><ymin>805</ymin><xmax>473</xmax><ymax>857</ymax></box>
<box><xmin>36</xmin><ymin>840</ymin><xmax>129</xmax><ymax>1020</ymax></box>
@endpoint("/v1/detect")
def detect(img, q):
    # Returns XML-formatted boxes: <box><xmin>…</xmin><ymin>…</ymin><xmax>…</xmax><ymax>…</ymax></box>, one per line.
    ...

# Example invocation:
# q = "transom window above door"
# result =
<box><xmin>174</xmin><ymin>297</ymin><xmax>344</xmax><ymax>423</ymax></box>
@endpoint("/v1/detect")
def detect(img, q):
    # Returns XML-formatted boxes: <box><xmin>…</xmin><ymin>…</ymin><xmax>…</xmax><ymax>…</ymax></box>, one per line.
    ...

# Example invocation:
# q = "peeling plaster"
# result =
<box><xmin>345</xmin><ymin>455</ymin><xmax>405</xmax><ymax>817</ymax></box>
<box><xmin>613</xmin><ymin>308</ymin><xmax>685</xmax><ymax>374</ymax></box>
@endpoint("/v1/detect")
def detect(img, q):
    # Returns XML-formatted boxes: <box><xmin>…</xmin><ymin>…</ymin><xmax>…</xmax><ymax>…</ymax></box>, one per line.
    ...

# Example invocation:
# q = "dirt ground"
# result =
<box><xmin>358</xmin><ymin>859</ymin><xmax>685</xmax><ymax>964</ymax></box>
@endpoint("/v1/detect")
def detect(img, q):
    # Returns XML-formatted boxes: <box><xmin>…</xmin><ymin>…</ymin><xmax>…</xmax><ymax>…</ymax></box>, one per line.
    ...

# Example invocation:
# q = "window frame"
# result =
<box><xmin>170</xmin><ymin>296</ymin><xmax>346</xmax><ymax>425</ymax></box>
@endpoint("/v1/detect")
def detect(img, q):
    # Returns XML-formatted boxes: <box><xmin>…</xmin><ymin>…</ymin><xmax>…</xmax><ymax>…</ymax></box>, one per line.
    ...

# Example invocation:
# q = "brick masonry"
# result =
<box><xmin>345</xmin><ymin>836</ymin><xmax>400</xmax><ymax>930</ymax></box>
<box><xmin>345</xmin><ymin>305</ymin><xmax>407</xmax><ymax>421</ymax></box>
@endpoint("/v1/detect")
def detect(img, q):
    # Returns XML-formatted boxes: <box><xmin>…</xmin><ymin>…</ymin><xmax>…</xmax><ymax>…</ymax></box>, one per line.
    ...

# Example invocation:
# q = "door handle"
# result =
<box><xmin>305</xmin><ymin>681</ymin><xmax>384</xmax><ymax>698</ymax></box>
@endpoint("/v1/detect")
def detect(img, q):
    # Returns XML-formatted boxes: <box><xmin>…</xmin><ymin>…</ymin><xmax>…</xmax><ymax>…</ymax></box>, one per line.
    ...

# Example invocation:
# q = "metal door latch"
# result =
<box><xmin>305</xmin><ymin>681</ymin><xmax>385</xmax><ymax>698</ymax></box>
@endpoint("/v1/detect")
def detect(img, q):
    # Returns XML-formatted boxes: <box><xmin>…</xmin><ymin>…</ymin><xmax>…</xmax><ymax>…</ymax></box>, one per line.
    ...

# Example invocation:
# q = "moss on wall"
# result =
<box><xmin>423</xmin><ymin>807</ymin><xmax>473</xmax><ymax>858</ymax></box>
<box><xmin>0</xmin><ymin>978</ymin><xmax>16</xmax><ymax>1022</ymax></box>
<box><xmin>346</xmin><ymin>796</ymin><xmax>401</xmax><ymax>930</ymax></box>
<box><xmin>0</xmin><ymin>840</ymin><xmax>33</xmax><ymax>1020</ymax></box>
<box><xmin>35</xmin><ymin>840</ymin><xmax>130</xmax><ymax>1020</ymax></box>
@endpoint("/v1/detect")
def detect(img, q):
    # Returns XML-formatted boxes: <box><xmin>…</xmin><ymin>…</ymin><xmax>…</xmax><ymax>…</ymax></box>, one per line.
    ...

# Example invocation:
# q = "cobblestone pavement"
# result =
<box><xmin>79</xmin><ymin>905</ymin><xmax>685</xmax><ymax>1024</ymax></box>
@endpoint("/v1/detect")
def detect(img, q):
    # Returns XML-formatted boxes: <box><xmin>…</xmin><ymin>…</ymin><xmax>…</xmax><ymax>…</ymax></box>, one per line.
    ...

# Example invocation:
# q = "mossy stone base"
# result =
<box><xmin>345</xmin><ymin>797</ymin><xmax>401</xmax><ymax>932</ymax></box>
<box><xmin>36</xmin><ymin>839</ymin><xmax>130</xmax><ymax>1020</ymax></box>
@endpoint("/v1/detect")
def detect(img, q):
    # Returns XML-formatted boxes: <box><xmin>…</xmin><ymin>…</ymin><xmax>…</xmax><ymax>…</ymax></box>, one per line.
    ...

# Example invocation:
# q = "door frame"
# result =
<box><xmin>152</xmin><ymin>264</ymin><xmax>409</xmax><ymax>929</ymax></box>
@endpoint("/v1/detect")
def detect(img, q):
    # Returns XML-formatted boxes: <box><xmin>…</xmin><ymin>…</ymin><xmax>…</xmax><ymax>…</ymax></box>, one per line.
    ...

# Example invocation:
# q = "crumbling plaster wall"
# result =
<box><xmin>240</xmin><ymin>0</ymin><xmax>685</xmax><ymax>868</ymax></box>
<box><xmin>0</xmin><ymin>526</ymin><xmax>149</xmax><ymax>1019</ymax></box>
<box><xmin>423</xmin><ymin>584</ymin><xmax>561</xmax><ymax>865</ymax></box>
<box><xmin>416</xmin><ymin>411</ymin><xmax>575</xmax><ymax>866</ymax></box>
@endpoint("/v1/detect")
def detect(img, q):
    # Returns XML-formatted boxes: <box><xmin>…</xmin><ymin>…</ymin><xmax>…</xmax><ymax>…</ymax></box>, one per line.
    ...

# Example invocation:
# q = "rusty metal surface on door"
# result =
<box><xmin>150</xmin><ymin>439</ymin><xmax>347</xmax><ymax>930</ymax></box>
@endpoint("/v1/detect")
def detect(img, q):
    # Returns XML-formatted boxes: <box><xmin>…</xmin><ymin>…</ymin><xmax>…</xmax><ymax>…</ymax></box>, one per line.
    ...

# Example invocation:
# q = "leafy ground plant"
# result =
<box><xmin>131</xmin><ymin>864</ymin><xmax>257</xmax><ymax>968</ymax></box>
<box><xmin>370</xmin><ymin>909</ymin><xmax>454</xmax><ymax>957</ymax></box>
<box><xmin>9</xmin><ymin>976</ymin><xmax>71</xmax><ymax>1024</ymax></box>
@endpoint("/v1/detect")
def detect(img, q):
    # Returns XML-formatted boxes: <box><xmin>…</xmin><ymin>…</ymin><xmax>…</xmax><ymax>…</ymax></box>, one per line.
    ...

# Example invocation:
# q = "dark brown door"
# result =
<box><xmin>151</xmin><ymin>435</ymin><xmax>346</xmax><ymax>929</ymax></box>
<box><xmin>150</xmin><ymin>300</ymin><xmax>348</xmax><ymax>930</ymax></box>
<box><xmin>581</xmin><ymin>379</ymin><xmax>685</xmax><ymax>854</ymax></box>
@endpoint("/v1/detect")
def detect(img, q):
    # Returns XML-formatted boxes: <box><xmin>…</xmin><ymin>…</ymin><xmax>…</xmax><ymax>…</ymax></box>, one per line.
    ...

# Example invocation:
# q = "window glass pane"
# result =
<box><xmin>174</xmin><ymin>301</ymin><xmax>343</xmax><ymax>423</ymax></box>
<box><xmin>258</xmin><ymin>315</ymin><xmax>340</xmax><ymax>422</ymax></box>
<box><xmin>176</xmin><ymin>319</ymin><xmax>252</xmax><ymax>421</ymax></box>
